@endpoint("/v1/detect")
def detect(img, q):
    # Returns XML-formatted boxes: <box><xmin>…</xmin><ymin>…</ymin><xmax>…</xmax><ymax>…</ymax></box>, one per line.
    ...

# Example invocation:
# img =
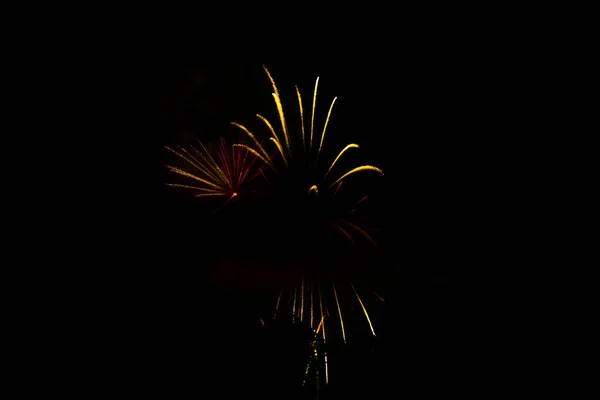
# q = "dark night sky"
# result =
<box><xmin>153</xmin><ymin>61</ymin><xmax>525</xmax><ymax>397</ymax></box>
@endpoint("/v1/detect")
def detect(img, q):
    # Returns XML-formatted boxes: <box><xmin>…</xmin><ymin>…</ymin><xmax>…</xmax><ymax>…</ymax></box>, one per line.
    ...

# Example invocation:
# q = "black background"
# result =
<box><xmin>146</xmin><ymin>59</ymin><xmax>532</xmax><ymax>398</ymax></box>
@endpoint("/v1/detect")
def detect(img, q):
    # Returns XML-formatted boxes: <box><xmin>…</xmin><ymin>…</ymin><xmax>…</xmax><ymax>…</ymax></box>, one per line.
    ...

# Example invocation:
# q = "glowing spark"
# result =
<box><xmin>316</xmin><ymin>316</ymin><xmax>323</xmax><ymax>333</ymax></box>
<box><xmin>165</xmin><ymin>183</ymin><xmax>220</xmax><ymax>193</ymax></box>
<box><xmin>341</xmin><ymin>221</ymin><xmax>377</xmax><ymax>247</ymax></box>
<box><xmin>271</xmin><ymin>93</ymin><xmax>291</xmax><ymax>155</ymax></box>
<box><xmin>259</xmin><ymin>318</ymin><xmax>265</xmax><ymax>327</ymax></box>
<box><xmin>165</xmin><ymin>165</ymin><xmax>225</xmax><ymax>191</ymax></box>
<box><xmin>374</xmin><ymin>292</ymin><xmax>385</xmax><ymax>302</ymax></box>
<box><xmin>318</xmin><ymin>283</ymin><xmax>326</xmax><ymax>343</ymax></box>
<box><xmin>268</xmin><ymin>137</ymin><xmax>288</xmax><ymax>167</ymax></box>
<box><xmin>332</xmin><ymin>281</ymin><xmax>346</xmax><ymax>343</ymax></box>
<box><xmin>256</xmin><ymin>114</ymin><xmax>282</xmax><ymax>146</ymax></box>
<box><xmin>328</xmin><ymin>165</ymin><xmax>384</xmax><ymax>189</ymax></box>
<box><xmin>332</xmin><ymin>224</ymin><xmax>355</xmax><ymax>244</ymax></box>
<box><xmin>179</xmin><ymin>146</ymin><xmax>226</xmax><ymax>186</ymax></box>
<box><xmin>194</xmin><ymin>140</ymin><xmax>231</xmax><ymax>184</ymax></box>
<box><xmin>308</xmin><ymin>185</ymin><xmax>319</xmax><ymax>196</ymax></box>
<box><xmin>165</xmin><ymin>146</ymin><xmax>224</xmax><ymax>186</ymax></box>
<box><xmin>274</xmin><ymin>290</ymin><xmax>282</xmax><ymax>319</ymax></box>
<box><xmin>325</xmin><ymin>352</ymin><xmax>329</xmax><ymax>385</ymax></box>
<box><xmin>310</xmin><ymin>77</ymin><xmax>319</xmax><ymax>155</ymax></box>
<box><xmin>350</xmin><ymin>281</ymin><xmax>376</xmax><ymax>337</ymax></box>
<box><xmin>232</xmin><ymin>144</ymin><xmax>275</xmax><ymax>172</ymax></box>
<box><xmin>230</xmin><ymin>122</ymin><xmax>271</xmax><ymax>161</ymax></box>
<box><xmin>193</xmin><ymin>193</ymin><xmax>228</xmax><ymax>197</ymax></box>
<box><xmin>317</xmin><ymin>96</ymin><xmax>337</xmax><ymax>162</ymax></box>
<box><xmin>293</xmin><ymin>285</ymin><xmax>297</xmax><ymax>321</ymax></box>
<box><xmin>310</xmin><ymin>284</ymin><xmax>314</xmax><ymax>329</ymax></box>
<box><xmin>296</xmin><ymin>86</ymin><xmax>305</xmax><ymax>151</ymax></box>
<box><xmin>301</xmin><ymin>275</ymin><xmax>304</xmax><ymax>322</ymax></box>
<box><xmin>263</xmin><ymin>66</ymin><xmax>290</xmax><ymax>154</ymax></box>
<box><xmin>325</xmin><ymin>144</ymin><xmax>360</xmax><ymax>178</ymax></box>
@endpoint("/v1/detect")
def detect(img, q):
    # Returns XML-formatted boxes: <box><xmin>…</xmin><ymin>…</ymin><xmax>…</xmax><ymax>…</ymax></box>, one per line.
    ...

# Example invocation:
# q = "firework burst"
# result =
<box><xmin>231</xmin><ymin>65</ymin><xmax>384</xmax><ymax>245</ymax></box>
<box><xmin>165</xmin><ymin>137</ymin><xmax>266</xmax><ymax>211</ymax></box>
<box><xmin>267</xmin><ymin>274</ymin><xmax>385</xmax><ymax>392</ymax></box>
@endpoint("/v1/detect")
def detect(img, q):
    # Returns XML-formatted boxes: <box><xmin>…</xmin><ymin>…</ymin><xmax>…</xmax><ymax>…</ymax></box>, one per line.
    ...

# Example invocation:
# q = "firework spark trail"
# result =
<box><xmin>263</xmin><ymin>66</ymin><xmax>291</xmax><ymax>155</ymax></box>
<box><xmin>231</xmin><ymin>122</ymin><xmax>272</xmax><ymax>163</ymax></box>
<box><xmin>341</xmin><ymin>220</ymin><xmax>378</xmax><ymax>247</ymax></box>
<box><xmin>374</xmin><ymin>292</ymin><xmax>385</xmax><ymax>302</ymax></box>
<box><xmin>324</xmin><ymin>352</ymin><xmax>329</xmax><ymax>385</ymax></box>
<box><xmin>256</xmin><ymin>114</ymin><xmax>287</xmax><ymax>166</ymax></box>
<box><xmin>301</xmin><ymin>275</ymin><xmax>305</xmax><ymax>322</ymax></box>
<box><xmin>308</xmin><ymin>185</ymin><xmax>319</xmax><ymax>196</ymax></box>
<box><xmin>310</xmin><ymin>284</ymin><xmax>314</xmax><ymax>329</ymax></box>
<box><xmin>293</xmin><ymin>285</ymin><xmax>297</xmax><ymax>322</ymax></box>
<box><xmin>195</xmin><ymin>139</ymin><xmax>230</xmax><ymax>184</ymax></box>
<box><xmin>348</xmin><ymin>195</ymin><xmax>369</xmax><ymax>215</ymax></box>
<box><xmin>325</xmin><ymin>144</ymin><xmax>360</xmax><ymax>178</ymax></box>
<box><xmin>174</xmin><ymin>146</ymin><xmax>224</xmax><ymax>186</ymax></box>
<box><xmin>328</xmin><ymin>165</ymin><xmax>384</xmax><ymax>189</ymax></box>
<box><xmin>232</xmin><ymin>144</ymin><xmax>275</xmax><ymax>172</ymax></box>
<box><xmin>318</xmin><ymin>282</ymin><xmax>326</xmax><ymax>343</ymax></box>
<box><xmin>165</xmin><ymin>147</ymin><xmax>226</xmax><ymax>189</ymax></box>
<box><xmin>316</xmin><ymin>97</ymin><xmax>338</xmax><ymax>164</ymax></box>
<box><xmin>332</xmin><ymin>224</ymin><xmax>355</xmax><ymax>244</ymax></box>
<box><xmin>165</xmin><ymin>165</ymin><xmax>225</xmax><ymax>191</ymax></box>
<box><xmin>274</xmin><ymin>289</ymin><xmax>282</xmax><ymax>319</ymax></box>
<box><xmin>332</xmin><ymin>280</ymin><xmax>346</xmax><ymax>343</ymax></box>
<box><xmin>333</xmin><ymin>182</ymin><xmax>343</xmax><ymax>196</ymax></box>
<box><xmin>271</xmin><ymin>93</ymin><xmax>291</xmax><ymax>155</ymax></box>
<box><xmin>310</xmin><ymin>77</ymin><xmax>319</xmax><ymax>157</ymax></box>
<box><xmin>350</xmin><ymin>281</ymin><xmax>376</xmax><ymax>337</ymax></box>
<box><xmin>296</xmin><ymin>86</ymin><xmax>305</xmax><ymax>151</ymax></box>
<box><xmin>165</xmin><ymin>183</ymin><xmax>220</xmax><ymax>193</ymax></box>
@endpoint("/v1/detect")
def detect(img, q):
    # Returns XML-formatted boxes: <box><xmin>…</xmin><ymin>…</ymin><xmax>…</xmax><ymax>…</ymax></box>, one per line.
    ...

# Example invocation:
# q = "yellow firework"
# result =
<box><xmin>232</xmin><ymin>65</ymin><xmax>384</xmax><ymax>244</ymax></box>
<box><xmin>232</xmin><ymin>66</ymin><xmax>383</xmax><ymax>187</ymax></box>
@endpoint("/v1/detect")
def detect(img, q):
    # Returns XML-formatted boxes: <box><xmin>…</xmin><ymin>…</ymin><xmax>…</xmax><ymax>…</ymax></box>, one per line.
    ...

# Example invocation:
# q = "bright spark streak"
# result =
<box><xmin>165</xmin><ymin>183</ymin><xmax>220</xmax><ymax>193</ymax></box>
<box><xmin>230</xmin><ymin>122</ymin><xmax>271</xmax><ymax>161</ymax></box>
<box><xmin>301</xmin><ymin>276</ymin><xmax>304</xmax><ymax>322</ymax></box>
<box><xmin>179</xmin><ymin>147</ymin><xmax>226</xmax><ymax>187</ymax></box>
<box><xmin>342</xmin><ymin>221</ymin><xmax>377</xmax><ymax>247</ymax></box>
<box><xmin>325</xmin><ymin>144</ymin><xmax>360</xmax><ymax>178</ymax></box>
<box><xmin>195</xmin><ymin>140</ymin><xmax>230</xmax><ymax>184</ymax></box>
<box><xmin>332</xmin><ymin>281</ymin><xmax>346</xmax><ymax>343</ymax></box>
<box><xmin>316</xmin><ymin>316</ymin><xmax>323</xmax><ymax>333</ymax></box>
<box><xmin>318</xmin><ymin>283</ymin><xmax>326</xmax><ymax>343</ymax></box>
<box><xmin>317</xmin><ymin>96</ymin><xmax>337</xmax><ymax>162</ymax></box>
<box><xmin>165</xmin><ymin>165</ymin><xmax>225</xmax><ymax>191</ymax></box>
<box><xmin>333</xmin><ymin>224</ymin><xmax>355</xmax><ymax>244</ymax></box>
<box><xmin>268</xmin><ymin>137</ymin><xmax>288</xmax><ymax>167</ymax></box>
<box><xmin>310</xmin><ymin>77</ymin><xmax>319</xmax><ymax>155</ymax></box>
<box><xmin>308</xmin><ymin>185</ymin><xmax>319</xmax><ymax>196</ymax></box>
<box><xmin>324</xmin><ymin>352</ymin><xmax>329</xmax><ymax>385</ymax></box>
<box><xmin>193</xmin><ymin>193</ymin><xmax>228</xmax><ymax>197</ymax></box>
<box><xmin>263</xmin><ymin>66</ymin><xmax>290</xmax><ymax>155</ymax></box>
<box><xmin>350</xmin><ymin>281</ymin><xmax>376</xmax><ymax>337</ymax></box>
<box><xmin>310</xmin><ymin>284</ymin><xmax>314</xmax><ymax>329</ymax></box>
<box><xmin>256</xmin><ymin>114</ymin><xmax>282</xmax><ymax>148</ymax></box>
<box><xmin>259</xmin><ymin>318</ymin><xmax>265</xmax><ymax>327</ymax></box>
<box><xmin>374</xmin><ymin>292</ymin><xmax>385</xmax><ymax>302</ymax></box>
<box><xmin>232</xmin><ymin>144</ymin><xmax>275</xmax><ymax>172</ymax></box>
<box><xmin>271</xmin><ymin>93</ymin><xmax>291</xmax><ymax>155</ymax></box>
<box><xmin>296</xmin><ymin>86</ymin><xmax>305</xmax><ymax>151</ymax></box>
<box><xmin>293</xmin><ymin>285</ymin><xmax>297</xmax><ymax>320</ymax></box>
<box><xmin>274</xmin><ymin>290</ymin><xmax>282</xmax><ymax>319</ymax></box>
<box><xmin>328</xmin><ymin>165</ymin><xmax>384</xmax><ymax>189</ymax></box>
<box><xmin>165</xmin><ymin>146</ymin><xmax>225</xmax><ymax>187</ymax></box>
